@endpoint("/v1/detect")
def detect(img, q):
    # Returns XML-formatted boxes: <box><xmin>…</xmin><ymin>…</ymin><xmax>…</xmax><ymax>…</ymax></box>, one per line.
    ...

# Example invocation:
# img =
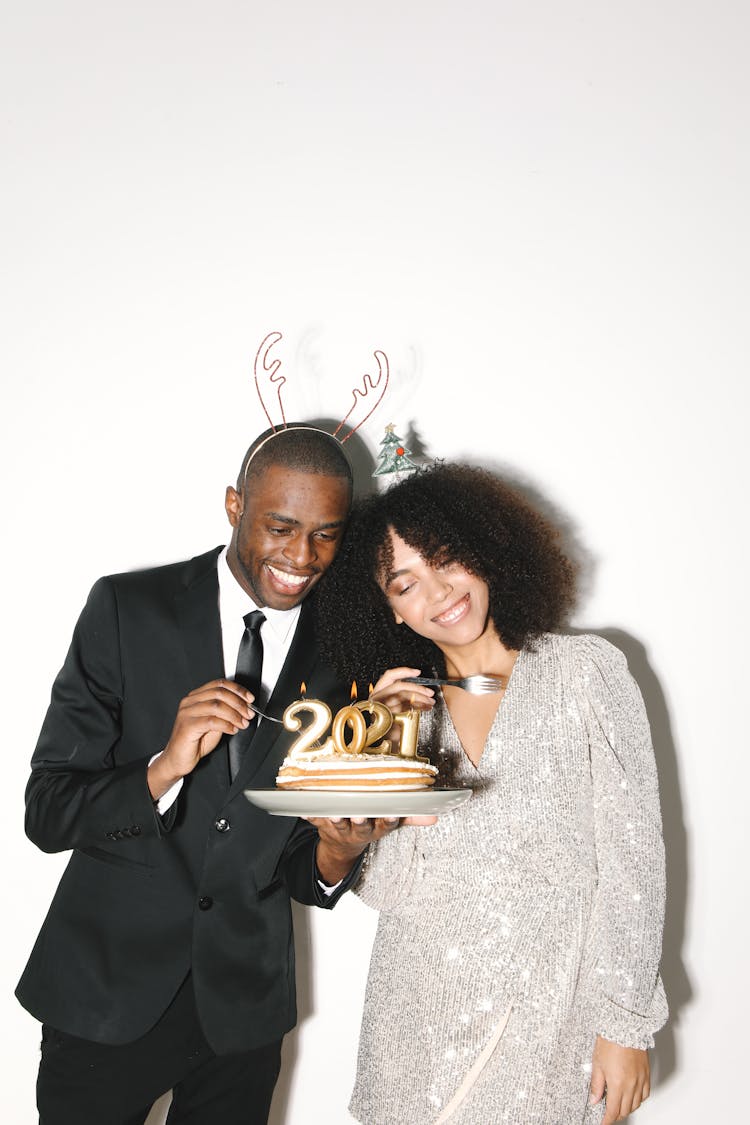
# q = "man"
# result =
<box><xmin>17</xmin><ymin>425</ymin><xmax>396</xmax><ymax>1125</ymax></box>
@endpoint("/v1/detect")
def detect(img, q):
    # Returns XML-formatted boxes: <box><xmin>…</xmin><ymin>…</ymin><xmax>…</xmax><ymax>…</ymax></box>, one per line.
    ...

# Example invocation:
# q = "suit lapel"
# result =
<box><xmin>174</xmin><ymin>548</ymin><xmax>225</xmax><ymax>683</ymax></box>
<box><xmin>173</xmin><ymin>547</ymin><xmax>227</xmax><ymax>790</ymax></box>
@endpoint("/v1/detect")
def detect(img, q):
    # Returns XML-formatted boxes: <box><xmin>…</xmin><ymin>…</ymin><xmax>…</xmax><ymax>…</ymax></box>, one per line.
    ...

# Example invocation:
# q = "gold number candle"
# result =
<box><xmin>283</xmin><ymin>695</ymin><xmax>332</xmax><ymax>759</ymax></box>
<box><xmin>330</xmin><ymin>704</ymin><xmax>368</xmax><ymax>755</ymax></box>
<box><xmin>356</xmin><ymin>698</ymin><xmax>393</xmax><ymax>753</ymax></box>
<box><xmin>392</xmin><ymin>707</ymin><xmax>421</xmax><ymax>758</ymax></box>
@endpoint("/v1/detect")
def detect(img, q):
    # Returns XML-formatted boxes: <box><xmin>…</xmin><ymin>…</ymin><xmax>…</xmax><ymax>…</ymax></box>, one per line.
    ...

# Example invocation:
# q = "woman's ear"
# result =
<box><xmin>393</xmin><ymin>611</ymin><xmax>404</xmax><ymax>625</ymax></box>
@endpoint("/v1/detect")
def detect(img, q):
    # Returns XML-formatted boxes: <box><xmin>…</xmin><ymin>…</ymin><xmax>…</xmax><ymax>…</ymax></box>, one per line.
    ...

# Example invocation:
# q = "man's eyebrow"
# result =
<box><xmin>264</xmin><ymin>512</ymin><xmax>346</xmax><ymax>530</ymax></box>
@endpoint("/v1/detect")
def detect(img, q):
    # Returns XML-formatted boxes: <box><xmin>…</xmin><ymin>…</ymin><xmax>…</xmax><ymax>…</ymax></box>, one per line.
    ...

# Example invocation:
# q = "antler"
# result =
<box><xmin>333</xmin><ymin>350</ymin><xmax>390</xmax><ymax>443</ymax></box>
<box><xmin>253</xmin><ymin>331</ymin><xmax>287</xmax><ymax>431</ymax></box>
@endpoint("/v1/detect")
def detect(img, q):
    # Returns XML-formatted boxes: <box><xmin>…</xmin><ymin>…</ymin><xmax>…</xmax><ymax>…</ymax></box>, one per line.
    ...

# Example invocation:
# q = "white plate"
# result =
<box><xmin>243</xmin><ymin>788</ymin><xmax>472</xmax><ymax>818</ymax></box>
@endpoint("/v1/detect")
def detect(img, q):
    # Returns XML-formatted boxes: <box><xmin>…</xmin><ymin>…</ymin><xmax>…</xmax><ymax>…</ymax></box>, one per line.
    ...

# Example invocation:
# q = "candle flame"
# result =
<box><xmin>350</xmin><ymin>680</ymin><xmax>358</xmax><ymax>701</ymax></box>
<box><xmin>368</xmin><ymin>682</ymin><xmax>374</xmax><ymax>697</ymax></box>
<box><xmin>300</xmin><ymin>682</ymin><xmax>307</xmax><ymax>697</ymax></box>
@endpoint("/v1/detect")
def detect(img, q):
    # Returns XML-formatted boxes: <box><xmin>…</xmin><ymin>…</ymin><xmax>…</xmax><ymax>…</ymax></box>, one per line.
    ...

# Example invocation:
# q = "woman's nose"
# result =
<box><xmin>426</xmin><ymin>572</ymin><xmax>453</xmax><ymax>603</ymax></box>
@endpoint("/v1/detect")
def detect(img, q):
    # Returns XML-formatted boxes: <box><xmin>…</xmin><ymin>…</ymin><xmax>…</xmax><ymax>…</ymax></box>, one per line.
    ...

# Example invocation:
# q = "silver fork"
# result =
<box><xmin>403</xmin><ymin>674</ymin><xmax>506</xmax><ymax>694</ymax></box>
<box><xmin>250</xmin><ymin>705</ymin><xmax>284</xmax><ymax>724</ymax></box>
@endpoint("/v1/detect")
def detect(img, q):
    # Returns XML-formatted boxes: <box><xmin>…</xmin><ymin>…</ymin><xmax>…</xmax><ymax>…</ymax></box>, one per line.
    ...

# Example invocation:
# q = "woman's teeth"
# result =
<box><xmin>433</xmin><ymin>594</ymin><xmax>469</xmax><ymax>624</ymax></box>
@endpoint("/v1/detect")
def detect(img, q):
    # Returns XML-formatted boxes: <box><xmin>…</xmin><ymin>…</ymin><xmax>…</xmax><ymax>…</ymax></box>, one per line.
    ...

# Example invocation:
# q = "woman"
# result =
<box><xmin>316</xmin><ymin>464</ymin><xmax>667</xmax><ymax>1125</ymax></box>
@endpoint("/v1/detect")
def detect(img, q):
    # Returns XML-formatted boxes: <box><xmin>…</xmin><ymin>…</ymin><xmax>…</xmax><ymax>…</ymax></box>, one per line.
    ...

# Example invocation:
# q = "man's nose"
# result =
<box><xmin>282</xmin><ymin>534</ymin><xmax>316</xmax><ymax>567</ymax></box>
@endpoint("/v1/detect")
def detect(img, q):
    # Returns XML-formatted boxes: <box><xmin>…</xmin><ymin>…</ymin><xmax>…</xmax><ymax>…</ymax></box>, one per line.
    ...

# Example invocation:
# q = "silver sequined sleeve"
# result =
<box><xmin>355</xmin><ymin>820</ymin><xmax>422</xmax><ymax>912</ymax></box>
<box><xmin>576</xmin><ymin>635</ymin><xmax>668</xmax><ymax>1049</ymax></box>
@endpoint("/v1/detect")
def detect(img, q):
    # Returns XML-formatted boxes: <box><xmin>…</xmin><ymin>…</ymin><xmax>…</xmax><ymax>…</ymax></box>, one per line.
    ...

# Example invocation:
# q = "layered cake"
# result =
<box><xmin>275</xmin><ymin>748</ymin><xmax>437</xmax><ymax>791</ymax></box>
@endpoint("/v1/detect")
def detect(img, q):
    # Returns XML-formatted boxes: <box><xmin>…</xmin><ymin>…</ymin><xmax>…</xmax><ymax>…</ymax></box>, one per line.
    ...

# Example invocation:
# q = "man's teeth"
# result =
<box><xmin>268</xmin><ymin>564</ymin><xmax>310</xmax><ymax>588</ymax></box>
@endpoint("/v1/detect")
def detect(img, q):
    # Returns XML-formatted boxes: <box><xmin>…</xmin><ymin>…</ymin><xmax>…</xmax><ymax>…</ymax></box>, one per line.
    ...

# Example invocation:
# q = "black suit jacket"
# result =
<box><xmin>16</xmin><ymin>547</ymin><xmax>353</xmax><ymax>1053</ymax></box>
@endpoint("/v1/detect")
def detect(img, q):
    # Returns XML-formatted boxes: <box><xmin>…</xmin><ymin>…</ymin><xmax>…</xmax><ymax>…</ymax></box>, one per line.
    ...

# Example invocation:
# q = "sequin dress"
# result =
<box><xmin>349</xmin><ymin>634</ymin><xmax>667</xmax><ymax>1125</ymax></box>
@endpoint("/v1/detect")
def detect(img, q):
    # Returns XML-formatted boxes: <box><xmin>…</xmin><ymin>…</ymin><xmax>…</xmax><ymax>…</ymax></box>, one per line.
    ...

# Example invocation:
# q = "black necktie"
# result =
<box><xmin>228</xmin><ymin>610</ymin><xmax>266</xmax><ymax>781</ymax></box>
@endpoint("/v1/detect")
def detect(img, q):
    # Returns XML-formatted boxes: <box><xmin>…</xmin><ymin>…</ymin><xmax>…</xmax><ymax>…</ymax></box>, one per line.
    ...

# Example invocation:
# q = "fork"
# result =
<box><xmin>403</xmin><ymin>674</ymin><xmax>506</xmax><ymax>694</ymax></box>
<box><xmin>250</xmin><ymin>705</ymin><xmax>284</xmax><ymax>724</ymax></box>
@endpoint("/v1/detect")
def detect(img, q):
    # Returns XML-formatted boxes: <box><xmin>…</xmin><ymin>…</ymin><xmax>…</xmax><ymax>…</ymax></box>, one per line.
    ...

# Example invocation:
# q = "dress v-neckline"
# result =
<box><xmin>441</xmin><ymin>648</ymin><xmax>524</xmax><ymax>772</ymax></box>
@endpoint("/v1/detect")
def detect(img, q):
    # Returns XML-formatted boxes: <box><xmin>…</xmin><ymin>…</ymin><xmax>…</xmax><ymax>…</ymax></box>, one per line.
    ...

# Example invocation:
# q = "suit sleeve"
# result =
<box><xmin>266</xmin><ymin>814</ymin><xmax>366</xmax><ymax>909</ymax></box>
<box><xmin>273</xmin><ymin>819</ymin><xmax>366</xmax><ymax>909</ymax></box>
<box><xmin>24</xmin><ymin>578</ymin><xmax>165</xmax><ymax>854</ymax></box>
<box><xmin>577</xmin><ymin>635</ymin><xmax>668</xmax><ymax>1049</ymax></box>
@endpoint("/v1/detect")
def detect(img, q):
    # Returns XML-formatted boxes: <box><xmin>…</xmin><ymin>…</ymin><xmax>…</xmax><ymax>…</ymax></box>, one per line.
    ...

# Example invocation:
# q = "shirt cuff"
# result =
<box><xmin>148</xmin><ymin>752</ymin><xmax>184</xmax><ymax>814</ymax></box>
<box><xmin>317</xmin><ymin>877</ymin><xmax>343</xmax><ymax>897</ymax></box>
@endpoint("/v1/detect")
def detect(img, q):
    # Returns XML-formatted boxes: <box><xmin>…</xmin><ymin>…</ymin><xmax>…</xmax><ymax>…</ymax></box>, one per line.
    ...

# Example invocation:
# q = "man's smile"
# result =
<box><xmin>266</xmin><ymin>562</ymin><xmax>315</xmax><ymax>591</ymax></box>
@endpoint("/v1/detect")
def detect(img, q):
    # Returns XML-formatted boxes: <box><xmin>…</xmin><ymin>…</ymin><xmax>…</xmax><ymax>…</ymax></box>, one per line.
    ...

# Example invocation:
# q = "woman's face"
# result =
<box><xmin>379</xmin><ymin>530</ymin><xmax>492</xmax><ymax>650</ymax></box>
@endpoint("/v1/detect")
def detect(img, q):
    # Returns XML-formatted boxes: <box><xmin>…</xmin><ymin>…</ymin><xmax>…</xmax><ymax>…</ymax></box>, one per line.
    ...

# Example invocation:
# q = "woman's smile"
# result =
<box><xmin>431</xmin><ymin>592</ymin><xmax>471</xmax><ymax>626</ymax></box>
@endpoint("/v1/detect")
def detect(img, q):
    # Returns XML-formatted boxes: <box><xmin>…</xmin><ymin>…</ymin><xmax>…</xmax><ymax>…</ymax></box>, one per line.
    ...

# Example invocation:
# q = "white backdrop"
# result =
<box><xmin>2</xmin><ymin>2</ymin><xmax>747</xmax><ymax>1122</ymax></box>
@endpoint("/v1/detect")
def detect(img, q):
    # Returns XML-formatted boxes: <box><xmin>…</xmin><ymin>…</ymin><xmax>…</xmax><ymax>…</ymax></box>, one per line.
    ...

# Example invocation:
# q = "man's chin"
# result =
<box><xmin>263</xmin><ymin>592</ymin><xmax>308</xmax><ymax>610</ymax></box>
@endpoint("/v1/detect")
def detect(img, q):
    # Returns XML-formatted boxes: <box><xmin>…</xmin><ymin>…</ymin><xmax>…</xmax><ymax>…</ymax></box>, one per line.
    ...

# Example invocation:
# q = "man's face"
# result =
<box><xmin>225</xmin><ymin>464</ymin><xmax>351</xmax><ymax>609</ymax></box>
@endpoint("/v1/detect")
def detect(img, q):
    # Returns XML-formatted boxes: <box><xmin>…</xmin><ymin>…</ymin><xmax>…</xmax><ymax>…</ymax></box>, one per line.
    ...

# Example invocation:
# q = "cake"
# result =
<box><xmin>276</xmin><ymin>694</ymin><xmax>438</xmax><ymax>791</ymax></box>
<box><xmin>275</xmin><ymin>748</ymin><xmax>438</xmax><ymax>791</ymax></box>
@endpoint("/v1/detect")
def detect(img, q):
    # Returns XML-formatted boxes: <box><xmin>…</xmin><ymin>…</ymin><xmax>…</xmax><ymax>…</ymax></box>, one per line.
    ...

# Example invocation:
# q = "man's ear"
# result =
<box><xmin>225</xmin><ymin>486</ymin><xmax>243</xmax><ymax>528</ymax></box>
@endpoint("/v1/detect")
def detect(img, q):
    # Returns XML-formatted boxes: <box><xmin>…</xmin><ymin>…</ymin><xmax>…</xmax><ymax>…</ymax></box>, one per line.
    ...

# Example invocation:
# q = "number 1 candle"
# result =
<box><xmin>391</xmin><ymin>706</ymin><xmax>421</xmax><ymax>758</ymax></box>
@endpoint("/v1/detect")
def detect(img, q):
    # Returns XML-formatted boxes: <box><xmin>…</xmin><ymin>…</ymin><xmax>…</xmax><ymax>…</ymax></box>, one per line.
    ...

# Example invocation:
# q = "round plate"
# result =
<box><xmin>243</xmin><ymin>787</ymin><xmax>472</xmax><ymax>818</ymax></box>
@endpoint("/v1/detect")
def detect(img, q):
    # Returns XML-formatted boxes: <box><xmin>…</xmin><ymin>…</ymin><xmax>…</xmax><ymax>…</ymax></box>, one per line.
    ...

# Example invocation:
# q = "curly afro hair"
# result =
<box><xmin>316</xmin><ymin>463</ymin><xmax>577</xmax><ymax>683</ymax></box>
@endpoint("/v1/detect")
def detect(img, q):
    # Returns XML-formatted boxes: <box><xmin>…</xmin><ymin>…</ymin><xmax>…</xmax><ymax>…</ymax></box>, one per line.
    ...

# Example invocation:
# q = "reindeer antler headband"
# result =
<box><xmin>253</xmin><ymin>331</ymin><xmax>390</xmax><ymax>443</ymax></box>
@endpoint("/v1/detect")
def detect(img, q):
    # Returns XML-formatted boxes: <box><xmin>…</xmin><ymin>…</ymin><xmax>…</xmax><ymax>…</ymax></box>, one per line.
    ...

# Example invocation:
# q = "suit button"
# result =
<box><xmin>106</xmin><ymin>832</ymin><xmax>116</xmax><ymax>840</ymax></box>
<box><xmin>214</xmin><ymin>818</ymin><xmax>230</xmax><ymax>833</ymax></box>
<box><xmin>198</xmin><ymin>896</ymin><xmax>213</xmax><ymax>911</ymax></box>
<box><xmin>130</xmin><ymin>825</ymin><xmax>141</xmax><ymax>836</ymax></box>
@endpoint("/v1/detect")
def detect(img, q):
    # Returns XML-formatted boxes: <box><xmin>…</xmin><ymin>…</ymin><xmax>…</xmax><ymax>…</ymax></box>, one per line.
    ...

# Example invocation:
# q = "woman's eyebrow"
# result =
<box><xmin>383</xmin><ymin>567</ymin><xmax>412</xmax><ymax>586</ymax></box>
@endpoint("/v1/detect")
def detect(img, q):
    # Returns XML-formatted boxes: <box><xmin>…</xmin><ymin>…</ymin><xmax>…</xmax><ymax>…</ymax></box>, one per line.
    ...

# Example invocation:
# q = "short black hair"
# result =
<box><xmin>316</xmin><ymin>463</ymin><xmax>577</xmax><ymax>682</ymax></box>
<box><xmin>237</xmin><ymin>425</ymin><xmax>353</xmax><ymax>491</ymax></box>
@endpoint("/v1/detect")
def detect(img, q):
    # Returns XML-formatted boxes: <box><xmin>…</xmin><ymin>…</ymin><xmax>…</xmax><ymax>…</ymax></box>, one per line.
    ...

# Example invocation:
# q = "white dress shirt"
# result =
<box><xmin>216</xmin><ymin>547</ymin><xmax>301</xmax><ymax>713</ymax></box>
<box><xmin>153</xmin><ymin>547</ymin><xmax>301</xmax><ymax>812</ymax></box>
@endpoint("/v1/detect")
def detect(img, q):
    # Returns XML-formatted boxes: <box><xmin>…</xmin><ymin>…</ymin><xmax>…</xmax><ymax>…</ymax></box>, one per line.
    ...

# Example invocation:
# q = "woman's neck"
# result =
<box><xmin>440</xmin><ymin>625</ymin><xmax>517</xmax><ymax>679</ymax></box>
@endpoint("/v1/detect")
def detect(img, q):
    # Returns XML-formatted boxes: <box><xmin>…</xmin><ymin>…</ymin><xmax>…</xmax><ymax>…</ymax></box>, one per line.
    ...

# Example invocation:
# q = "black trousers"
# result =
<box><xmin>36</xmin><ymin>975</ymin><xmax>282</xmax><ymax>1125</ymax></box>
